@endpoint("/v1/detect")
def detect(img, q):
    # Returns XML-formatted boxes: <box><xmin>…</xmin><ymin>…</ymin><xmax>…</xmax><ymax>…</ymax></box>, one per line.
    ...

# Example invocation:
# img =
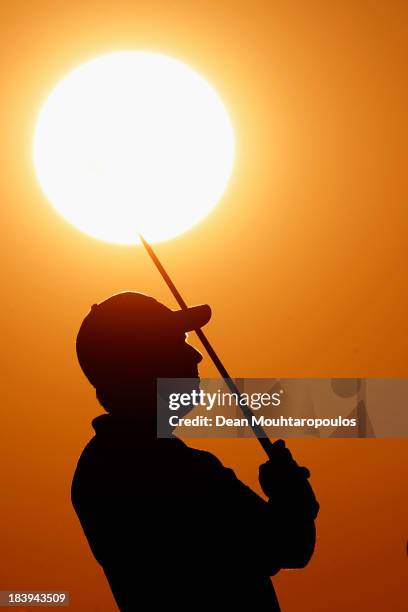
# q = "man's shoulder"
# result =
<box><xmin>73</xmin><ymin>435</ymin><xmax>99</xmax><ymax>469</ymax></box>
<box><xmin>71</xmin><ymin>429</ymin><xmax>238</xmax><ymax>493</ymax></box>
<box><xmin>169</xmin><ymin>440</ymin><xmax>237</xmax><ymax>480</ymax></box>
<box><xmin>71</xmin><ymin>436</ymin><xmax>99</xmax><ymax>490</ymax></box>
<box><xmin>183</xmin><ymin>445</ymin><xmax>224</xmax><ymax>468</ymax></box>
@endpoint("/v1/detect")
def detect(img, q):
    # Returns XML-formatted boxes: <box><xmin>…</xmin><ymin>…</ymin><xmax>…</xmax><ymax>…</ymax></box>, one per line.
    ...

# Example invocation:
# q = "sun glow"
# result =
<box><xmin>33</xmin><ymin>51</ymin><xmax>235</xmax><ymax>244</ymax></box>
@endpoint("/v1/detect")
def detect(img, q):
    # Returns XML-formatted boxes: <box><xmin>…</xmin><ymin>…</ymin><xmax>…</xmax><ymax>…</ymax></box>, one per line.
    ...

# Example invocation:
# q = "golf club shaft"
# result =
<box><xmin>139</xmin><ymin>233</ymin><xmax>275</xmax><ymax>459</ymax></box>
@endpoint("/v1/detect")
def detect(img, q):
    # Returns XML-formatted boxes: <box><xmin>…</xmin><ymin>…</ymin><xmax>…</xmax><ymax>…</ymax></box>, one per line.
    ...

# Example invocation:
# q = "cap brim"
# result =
<box><xmin>172</xmin><ymin>304</ymin><xmax>211</xmax><ymax>332</ymax></box>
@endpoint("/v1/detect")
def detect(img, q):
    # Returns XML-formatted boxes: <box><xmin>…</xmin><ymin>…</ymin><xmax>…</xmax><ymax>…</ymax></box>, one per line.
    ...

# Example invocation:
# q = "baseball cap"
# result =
<box><xmin>76</xmin><ymin>291</ymin><xmax>211</xmax><ymax>387</ymax></box>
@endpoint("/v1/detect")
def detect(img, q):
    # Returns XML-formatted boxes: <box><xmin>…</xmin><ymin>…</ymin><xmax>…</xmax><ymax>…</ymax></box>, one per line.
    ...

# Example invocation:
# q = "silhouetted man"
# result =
<box><xmin>72</xmin><ymin>292</ymin><xmax>319</xmax><ymax>611</ymax></box>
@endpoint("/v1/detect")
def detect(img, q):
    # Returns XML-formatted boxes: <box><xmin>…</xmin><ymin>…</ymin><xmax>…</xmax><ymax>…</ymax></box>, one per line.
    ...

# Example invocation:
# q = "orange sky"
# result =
<box><xmin>0</xmin><ymin>2</ymin><xmax>407</xmax><ymax>610</ymax></box>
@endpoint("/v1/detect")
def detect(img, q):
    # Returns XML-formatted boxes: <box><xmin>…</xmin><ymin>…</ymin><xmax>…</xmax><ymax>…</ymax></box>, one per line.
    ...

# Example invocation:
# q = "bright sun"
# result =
<box><xmin>33</xmin><ymin>51</ymin><xmax>235</xmax><ymax>245</ymax></box>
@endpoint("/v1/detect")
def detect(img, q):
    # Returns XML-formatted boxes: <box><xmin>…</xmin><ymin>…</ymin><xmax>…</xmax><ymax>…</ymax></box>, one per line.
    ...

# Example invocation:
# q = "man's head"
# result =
<box><xmin>76</xmin><ymin>291</ymin><xmax>211</xmax><ymax>412</ymax></box>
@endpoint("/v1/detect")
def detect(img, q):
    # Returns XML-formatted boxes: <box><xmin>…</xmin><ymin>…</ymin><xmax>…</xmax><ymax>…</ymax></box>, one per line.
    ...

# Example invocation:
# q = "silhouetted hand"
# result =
<box><xmin>259</xmin><ymin>440</ymin><xmax>319</xmax><ymax>519</ymax></box>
